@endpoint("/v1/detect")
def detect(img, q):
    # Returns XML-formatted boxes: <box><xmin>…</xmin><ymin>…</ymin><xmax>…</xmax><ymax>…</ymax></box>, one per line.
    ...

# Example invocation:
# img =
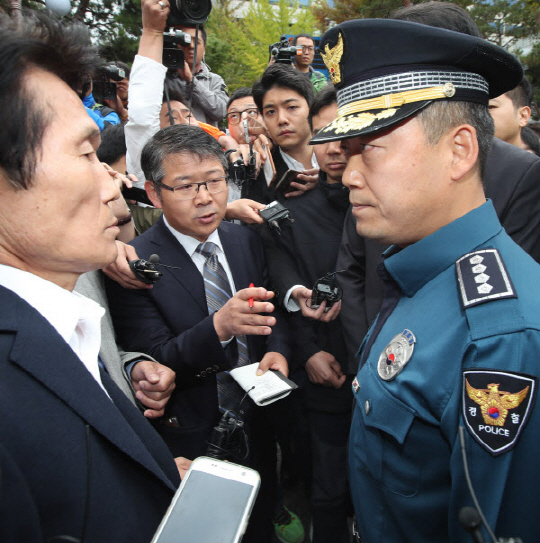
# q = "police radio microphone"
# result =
<box><xmin>458</xmin><ymin>426</ymin><xmax>523</xmax><ymax>543</ymax></box>
<box><xmin>459</xmin><ymin>507</ymin><xmax>486</xmax><ymax>543</ymax></box>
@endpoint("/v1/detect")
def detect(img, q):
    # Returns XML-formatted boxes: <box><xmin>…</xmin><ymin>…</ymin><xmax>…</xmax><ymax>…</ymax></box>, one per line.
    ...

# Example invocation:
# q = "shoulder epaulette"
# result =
<box><xmin>455</xmin><ymin>248</ymin><xmax>516</xmax><ymax>309</ymax></box>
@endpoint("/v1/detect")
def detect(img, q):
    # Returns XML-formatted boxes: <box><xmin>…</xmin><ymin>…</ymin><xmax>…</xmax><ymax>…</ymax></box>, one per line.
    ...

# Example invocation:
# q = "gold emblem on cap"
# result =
<box><xmin>322</xmin><ymin>109</ymin><xmax>398</xmax><ymax>135</ymax></box>
<box><xmin>443</xmin><ymin>82</ymin><xmax>456</xmax><ymax>97</ymax></box>
<box><xmin>320</xmin><ymin>33</ymin><xmax>344</xmax><ymax>85</ymax></box>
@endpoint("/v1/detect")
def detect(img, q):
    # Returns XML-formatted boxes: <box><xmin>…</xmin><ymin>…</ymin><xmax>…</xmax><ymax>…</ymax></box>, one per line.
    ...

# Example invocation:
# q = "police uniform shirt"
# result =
<box><xmin>349</xmin><ymin>200</ymin><xmax>540</xmax><ymax>543</ymax></box>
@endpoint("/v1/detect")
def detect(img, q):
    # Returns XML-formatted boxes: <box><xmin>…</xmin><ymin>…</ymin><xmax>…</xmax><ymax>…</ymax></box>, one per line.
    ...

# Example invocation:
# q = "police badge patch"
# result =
<box><xmin>377</xmin><ymin>329</ymin><xmax>416</xmax><ymax>381</ymax></box>
<box><xmin>463</xmin><ymin>369</ymin><xmax>537</xmax><ymax>456</ymax></box>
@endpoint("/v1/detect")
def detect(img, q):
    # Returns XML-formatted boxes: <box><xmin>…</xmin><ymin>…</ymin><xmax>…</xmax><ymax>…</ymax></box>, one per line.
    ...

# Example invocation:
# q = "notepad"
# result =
<box><xmin>230</xmin><ymin>363</ymin><xmax>298</xmax><ymax>406</ymax></box>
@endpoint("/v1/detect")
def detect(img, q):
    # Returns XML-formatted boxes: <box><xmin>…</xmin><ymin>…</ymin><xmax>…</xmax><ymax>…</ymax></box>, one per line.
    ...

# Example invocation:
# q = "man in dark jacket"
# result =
<box><xmin>0</xmin><ymin>10</ymin><xmax>180</xmax><ymax>542</ymax></box>
<box><xmin>259</xmin><ymin>86</ymin><xmax>352</xmax><ymax>543</ymax></box>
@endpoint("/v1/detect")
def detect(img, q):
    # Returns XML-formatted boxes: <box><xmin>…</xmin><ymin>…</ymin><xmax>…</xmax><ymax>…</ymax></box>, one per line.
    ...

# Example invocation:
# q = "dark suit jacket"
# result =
<box><xmin>0</xmin><ymin>285</ymin><xmax>179</xmax><ymax>543</ymax></box>
<box><xmin>106</xmin><ymin>217</ymin><xmax>290</xmax><ymax>458</ymax></box>
<box><xmin>337</xmin><ymin>138</ymin><xmax>540</xmax><ymax>373</ymax></box>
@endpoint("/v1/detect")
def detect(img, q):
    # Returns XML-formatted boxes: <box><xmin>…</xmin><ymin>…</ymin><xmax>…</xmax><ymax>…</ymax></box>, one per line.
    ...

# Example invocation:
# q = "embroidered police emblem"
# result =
<box><xmin>377</xmin><ymin>329</ymin><xmax>416</xmax><ymax>381</ymax></box>
<box><xmin>455</xmin><ymin>249</ymin><xmax>516</xmax><ymax>308</ymax></box>
<box><xmin>463</xmin><ymin>369</ymin><xmax>536</xmax><ymax>456</ymax></box>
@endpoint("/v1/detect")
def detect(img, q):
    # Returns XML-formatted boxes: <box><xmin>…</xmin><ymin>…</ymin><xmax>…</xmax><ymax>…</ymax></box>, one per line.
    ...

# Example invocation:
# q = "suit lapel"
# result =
<box><xmin>145</xmin><ymin>218</ymin><xmax>207</xmax><ymax>314</ymax></box>
<box><xmin>99</xmin><ymin>370</ymin><xmax>180</xmax><ymax>488</ymax></box>
<box><xmin>2</xmin><ymin>287</ymin><xmax>176</xmax><ymax>491</ymax></box>
<box><xmin>220</xmin><ymin>222</ymin><xmax>251</xmax><ymax>291</ymax></box>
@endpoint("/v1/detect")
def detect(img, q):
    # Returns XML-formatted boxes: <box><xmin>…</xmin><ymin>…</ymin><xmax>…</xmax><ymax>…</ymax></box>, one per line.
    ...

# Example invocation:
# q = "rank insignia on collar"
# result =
<box><xmin>320</xmin><ymin>32</ymin><xmax>344</xmax><ymax>85</ymax></box>
<box><xmin>377</xmin><ymin>329</ymin><xmax>416</xmax><ymax>381</ymax></box>
<box><xmin>463</xmin><ymin>369</ymin><xmax>537</xmax><ymax>456</ymax></box>
<box><xmin>455</xmin><ymin>248</ymin><xmax>516</xmax><ymax>308</ymax></box>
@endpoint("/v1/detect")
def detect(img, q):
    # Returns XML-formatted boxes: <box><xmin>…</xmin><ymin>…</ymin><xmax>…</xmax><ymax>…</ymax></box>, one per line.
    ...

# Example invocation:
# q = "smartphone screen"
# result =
<box><xmin>153</xmin><ymin>469</ymin><xmax>257</xmax><ymax>543</ymax></box>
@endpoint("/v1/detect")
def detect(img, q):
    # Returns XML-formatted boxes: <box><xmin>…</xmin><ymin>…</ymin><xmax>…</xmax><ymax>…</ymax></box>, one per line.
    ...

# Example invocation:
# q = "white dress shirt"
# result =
<box><xmin>0</xmin><ymin>264</ymin><xmax>108</xmax><ymax>393</ymax></box>
<box><xmin>280</xmin><ymin>148</ymin><xmax>319</xmax><ymax>172</ymax></box>
<box><xmin>163</xmin><ymin>217</ymin><xmax>236</xmax><ymax>344</ymax></box>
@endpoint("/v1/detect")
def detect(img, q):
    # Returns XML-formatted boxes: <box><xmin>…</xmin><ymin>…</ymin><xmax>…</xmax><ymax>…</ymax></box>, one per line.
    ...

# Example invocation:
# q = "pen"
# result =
<box><xmin>249</xmin><ymin>283</ymin><xmax>254</xmax><ymax>308</ymax></box>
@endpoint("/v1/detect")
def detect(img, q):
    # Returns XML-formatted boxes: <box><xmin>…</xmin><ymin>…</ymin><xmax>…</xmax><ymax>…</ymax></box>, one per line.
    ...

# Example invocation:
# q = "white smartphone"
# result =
<box><xmin>151</xmin><ymin>456</ymin><xmax>261</xmax><ymax>543</ymax></box>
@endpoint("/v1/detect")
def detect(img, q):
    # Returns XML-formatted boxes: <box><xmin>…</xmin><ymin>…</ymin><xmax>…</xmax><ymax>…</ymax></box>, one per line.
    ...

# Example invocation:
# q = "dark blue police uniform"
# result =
<box><xmin>349</xmin><ymin>201</ymin><xmax>540</xmax><ymax>542</ymax></box>
<box><xmin>311</xmin><ymin>17</ymin><xmax>533</xmax><ymax>542</ymax></box>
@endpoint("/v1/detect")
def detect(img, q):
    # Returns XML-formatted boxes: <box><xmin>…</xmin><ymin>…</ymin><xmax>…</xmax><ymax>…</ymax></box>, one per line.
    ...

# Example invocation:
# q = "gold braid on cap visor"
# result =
<box><xmin>336</xmin><ymin>82</ymin><xmax>456</xmax><ymax>118</ymax></box>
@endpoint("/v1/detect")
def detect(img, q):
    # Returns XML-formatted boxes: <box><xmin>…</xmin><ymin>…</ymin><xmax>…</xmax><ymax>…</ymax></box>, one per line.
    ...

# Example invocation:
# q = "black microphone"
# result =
<box><xmin>129</xmin><ymin>254</ymin><xmax>163</xmax><ymax>284</ymax></box>
<box><xmin>459</xmin><ymin>506</ymin><xmax>486</xmax><ymax>543</ymax></box>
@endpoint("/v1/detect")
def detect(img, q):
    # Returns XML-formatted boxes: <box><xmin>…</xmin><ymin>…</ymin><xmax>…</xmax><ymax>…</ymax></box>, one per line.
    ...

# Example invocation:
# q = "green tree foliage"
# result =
<box><xmin>452</xmin><ymin>0</ymin><xmax>539</xmax><ymax>49</ymax></box>
<box><xmin>206</xmin><ymin>0</ymin><xmax>317</xmax><ymax>92</ymax></box>
<box><xmin>311</xmin><ymin>0</ymin><xmax>407</xmax><ymax>32</ymax></box>
<box><xmin>310</xmin><ymin>0</ymin><xmax>539</xmax><ymax>49</ymax></box>
<box><xmin>0</xmin><ymin>0</ymin><xmax>143</xmax><ymax>64</ymax></box>
<box><xmin>308</xmin><ymin>0</ymin><xmax>540</xmax><ymax>111</ymax></box>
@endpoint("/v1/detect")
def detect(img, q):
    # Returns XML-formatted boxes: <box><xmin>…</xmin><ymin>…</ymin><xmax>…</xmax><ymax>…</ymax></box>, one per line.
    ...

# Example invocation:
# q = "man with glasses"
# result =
<box><xmin>106</xmin><ymin>124</ymin><xmax>290</xmax><ymax>543</ymax></box>
<box><xmin>292</xmin><ymin>34</ymin><xmax>328</xmax><ymax>94</ymax></box>
<box><xmin>226</xmin><ymin>87</ymin><xmax>276</xmax><ymax>203</ymax></box>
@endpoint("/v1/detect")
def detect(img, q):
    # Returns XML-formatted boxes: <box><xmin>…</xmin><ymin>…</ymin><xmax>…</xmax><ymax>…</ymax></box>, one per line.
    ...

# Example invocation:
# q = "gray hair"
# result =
<box><xmin>416</xmin><ymin>101</ymin><xmax>494</xmax><ymax>178</ymax></box>
<box><xmin>141</xmin><ymin>124</ymin><xmax>229</xmax><ymax>197</ymax></box>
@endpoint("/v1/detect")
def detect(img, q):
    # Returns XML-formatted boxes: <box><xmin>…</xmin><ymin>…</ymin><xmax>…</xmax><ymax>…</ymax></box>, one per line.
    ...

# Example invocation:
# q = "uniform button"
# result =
<box><xmin>365</xmin><ymin>400</ymin><xmax>371</xmax><ymax>415</ymax></box>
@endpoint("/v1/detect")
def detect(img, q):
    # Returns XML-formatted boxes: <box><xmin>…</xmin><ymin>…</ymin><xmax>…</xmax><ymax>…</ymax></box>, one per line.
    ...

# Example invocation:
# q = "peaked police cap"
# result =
<box><xmin>311</xmin><ymin>19</ymin><xmax>523</xmax><ymax>143</ymax></box>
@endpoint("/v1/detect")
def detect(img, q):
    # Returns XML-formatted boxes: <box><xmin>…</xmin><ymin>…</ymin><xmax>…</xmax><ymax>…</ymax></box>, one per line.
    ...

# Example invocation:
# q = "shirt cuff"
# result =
<box><xmin>284</xmin><ymin>285</ymin><xmax>306</xmax><ymax>312</ymax></box>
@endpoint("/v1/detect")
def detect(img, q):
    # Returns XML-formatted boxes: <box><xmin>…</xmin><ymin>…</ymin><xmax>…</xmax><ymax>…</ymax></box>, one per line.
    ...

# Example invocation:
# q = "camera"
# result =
<box><xmin>91</xmin><ymin>65</ymin><xmax>125</xmax><ymax>102</ymax></box>
<box><xmin>129</xmin><ymin>255</ymin><xmax>163</xmax><ymax>284</ymax></box>
<box><xmin>103</xmin><ymin>64</ymin><xmax>126</xmax><ymax>82</ymax></box>
<box><xmin>228</xmin><ymin>154</ymin><xmax>257</xmax><ymax>189</ymax></box>
<box><xmin>311</xmin><ymin>271</ymin><xmax>343</xmax><ymax>310</ymax></box>
<box><xmin>167</xmin><ymin>0</ymin><xmax>212</xmax><ymax>27</ymax></box>
<box><xmin>162</xmin><ymin>28</ymin><xmax>191</xmax><ymax>69</ymax></box>
<box><xmin>269</xmin><ymin>35</ymin><xmax>300</xmax><ymax>64</ymax></box>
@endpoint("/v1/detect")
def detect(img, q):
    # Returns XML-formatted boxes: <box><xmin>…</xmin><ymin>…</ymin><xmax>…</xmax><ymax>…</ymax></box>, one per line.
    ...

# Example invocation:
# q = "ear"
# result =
<box><xmin>145</xmin><ymin>180</ymin><xmax>163</xmax><ymax>209</ymax></box>
<box><xmin>518</xmin><ymin>105</ymin><xmax>531</xmax><ymax>127</ymax></box>
<box><xmin>448</xmin><ymin>124</ymin><xmax>479</xmax><ymax>182</ymax></box>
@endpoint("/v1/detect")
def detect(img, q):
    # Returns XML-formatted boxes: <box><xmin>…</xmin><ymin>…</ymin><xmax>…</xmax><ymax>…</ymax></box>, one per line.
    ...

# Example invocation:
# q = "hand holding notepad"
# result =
<box><xmin>230</xmin><ymin>363</ymin><xmax>298</xmax><ymax>406</ymax></box>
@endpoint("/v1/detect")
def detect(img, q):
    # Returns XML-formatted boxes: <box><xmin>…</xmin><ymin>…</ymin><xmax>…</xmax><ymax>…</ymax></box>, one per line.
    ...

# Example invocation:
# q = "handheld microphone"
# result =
<box><xmin>128</xmin><ymin>253</ymin><xmax>183</xmax><ymax>284</ymax></box>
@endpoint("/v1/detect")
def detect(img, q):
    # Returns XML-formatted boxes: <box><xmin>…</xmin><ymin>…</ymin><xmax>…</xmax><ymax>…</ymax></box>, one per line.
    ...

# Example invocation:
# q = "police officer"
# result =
<box><xmin>312</xmin><ymin>19</ymin><xmax>540</xmax><ymax>543</ymax></box>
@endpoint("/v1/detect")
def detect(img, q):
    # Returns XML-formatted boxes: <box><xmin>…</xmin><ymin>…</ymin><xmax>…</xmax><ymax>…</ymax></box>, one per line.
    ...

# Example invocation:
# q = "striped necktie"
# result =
<box><xmin>196</xmin><ymin>242</ymin><xmax>251</xmax><ymax>416</ymax></box>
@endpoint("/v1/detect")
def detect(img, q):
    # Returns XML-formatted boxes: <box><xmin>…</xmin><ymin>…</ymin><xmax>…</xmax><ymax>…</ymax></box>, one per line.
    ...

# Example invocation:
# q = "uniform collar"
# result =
<box><xmin>384</xmin><ymin>200</ymin><xmax>503</xmax><ymax>297</ymax></box>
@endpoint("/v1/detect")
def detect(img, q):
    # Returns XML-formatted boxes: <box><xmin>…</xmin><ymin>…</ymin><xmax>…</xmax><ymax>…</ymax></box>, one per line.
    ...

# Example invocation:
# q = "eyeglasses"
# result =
<box><xmin>300</xmin><ymin>46</ymin><xmax>315</xmax><ymax>53</ymax></box>
<box><xmin>157</xmin><ymin>177</ymin><xmax>229</xmax><ymax>200</ymax></box>
<box><xmin>226</xmin><ymin>108</ymin><xmax>259</xmax><ymax>125</ymax></box>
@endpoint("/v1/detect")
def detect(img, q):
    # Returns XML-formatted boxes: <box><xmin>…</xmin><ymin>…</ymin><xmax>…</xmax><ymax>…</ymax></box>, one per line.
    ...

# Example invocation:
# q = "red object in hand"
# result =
<box><xmin>249</xmin><ymin>283</ymin><xmax>254</xmax><ymax>308</ymax></box>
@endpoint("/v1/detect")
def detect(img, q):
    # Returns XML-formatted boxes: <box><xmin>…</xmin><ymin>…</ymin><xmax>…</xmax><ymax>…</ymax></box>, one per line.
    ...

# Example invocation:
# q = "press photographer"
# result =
<box><xmin>163</xmin><ymin>0</ymin><xmax>228</xmax><ymax>126</ymax></box>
